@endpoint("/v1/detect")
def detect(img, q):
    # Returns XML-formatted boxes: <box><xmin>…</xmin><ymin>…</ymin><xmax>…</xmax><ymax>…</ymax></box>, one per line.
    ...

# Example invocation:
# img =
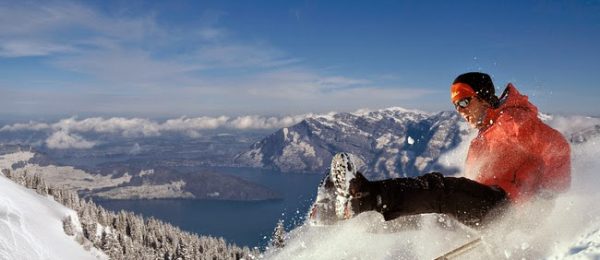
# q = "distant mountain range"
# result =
<box><xmin>235</xmin><ymin>108</ymin><xmax>470</xmax><ymax>180</ymax></box>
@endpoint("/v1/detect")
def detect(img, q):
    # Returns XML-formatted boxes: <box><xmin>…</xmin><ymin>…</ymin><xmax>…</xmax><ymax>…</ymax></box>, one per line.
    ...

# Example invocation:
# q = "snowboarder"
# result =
<box><xmin>309</xmin><ymin>72</ymin><xmax>571</xmax><ymax>227</ymax></box>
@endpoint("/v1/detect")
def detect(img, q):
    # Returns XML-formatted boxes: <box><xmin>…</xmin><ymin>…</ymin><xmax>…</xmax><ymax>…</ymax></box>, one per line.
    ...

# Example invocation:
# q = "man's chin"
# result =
<box><xmin>468</xmin><ymin>120</ymin><xmax>482</xmax><ymax>129</ymax></box>
<box><xmin>460</xmin><ymin>116</ymin><xmax>479</xmax><ymax>129</ymax></box>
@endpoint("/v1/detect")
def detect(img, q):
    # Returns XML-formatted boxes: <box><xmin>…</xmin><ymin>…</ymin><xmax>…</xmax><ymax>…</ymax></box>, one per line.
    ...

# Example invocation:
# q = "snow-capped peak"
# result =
<box><xmin>235</xmin><ymin>109</ymin><xmax>464</xmax><ymax>179</ymax></box>
<box><xmin>352</xmin><ymin>106</ymin><xmax>430</xmax><ymax>117</ymax></box>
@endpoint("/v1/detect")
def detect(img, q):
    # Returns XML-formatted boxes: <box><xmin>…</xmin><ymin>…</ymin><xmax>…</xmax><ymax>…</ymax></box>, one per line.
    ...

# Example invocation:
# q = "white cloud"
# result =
<box><xmin>52</xmin><ymin>117</ymin><xmax>161</xmax><ymax>137</ymax></box>
<box><xmin>227</xmin><ymin>115</ymin><xmax>310</xmax><ymax>129</ymax></box>
<box><xmin>159</xmin><ymin>114</ymin><xmax>309</xmax><ymax>132</ymax></box>
<box><xmin>1</xmin><ymin>114</ymin><xmax>313</xmax><ymax>139</ymax></box>
<box><xmin>45</xmin><ymin>130</ymin><xmax>96</xmax><ymax>149</ymax></box>
<box><xmin>161</xmin><ymin>116</ymin><xmax>230</xmax><ymax>131</ymax></box>
<box><xmin>0</xmin><ymin>122</ymin><xmax>50</xmax><ymax>132</ymax></box>
<box><xmin>317</xmin><ymin>76</ymin><xmax>371</xmax><ymax>88</ymax></box>
<box><xmin>0</xmin><ymin>41</ymin><xmax>74</xmax><ymax>57</ymax></box>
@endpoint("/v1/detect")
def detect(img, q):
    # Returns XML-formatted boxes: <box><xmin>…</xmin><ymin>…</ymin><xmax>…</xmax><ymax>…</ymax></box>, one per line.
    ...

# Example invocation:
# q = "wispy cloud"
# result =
<box><xmin>317</xmin><ymin>76</ymin><xmax>371</xmax><ymax>89</ymax></box>
<box><xmin>0</xmin><ymin>41</ymin><xmax>74</xmax><ymax>57</ymax></box>
<box><xmin>51</xmin><ymin>117</ymin><xmax>161</xmax><ymax>137</ymax></box>
<box><xmin>194</xmin><ymin>44</ymin><xmax>301</xmax><ymax>69</ymax></box>
<box><xmin>0</xmin><ymin>1</ymin><xmax>159</xmax><ymax>57</ymax></box>
<box><xmin>0</xmin><ymin>1</ymin><xmax>429</xmax><ymax>117</ymax></box>
<box><xmin>0</xmin><ymin>121</ymin><xmax>51</xmax><ymax>131</ymax></box>
<box><xmin>45</xmin><ymin>130</ymin><xmax>96</xmax><ymax>149</ymax></box>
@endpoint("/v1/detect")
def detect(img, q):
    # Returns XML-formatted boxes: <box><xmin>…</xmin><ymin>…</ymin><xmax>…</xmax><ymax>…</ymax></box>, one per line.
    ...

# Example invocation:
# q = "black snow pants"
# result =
<box><xmin>353</xmin><ymin>172</ymin><xmax>508</xmax><ymax>226</ymax></box>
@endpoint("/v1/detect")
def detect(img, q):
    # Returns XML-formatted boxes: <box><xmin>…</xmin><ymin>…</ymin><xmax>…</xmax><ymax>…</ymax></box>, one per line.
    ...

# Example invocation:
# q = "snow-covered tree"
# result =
<box><xmin>271</xmin><ymin>219</ymin><xmax>286</xmax><ymax>249</ymax></box>
<box><xmin>62</xmin><ymin>216</ymin><xmax>75</xmax><ymax>236</ymax></box>
<box><xmin>34</xmin><ymin>174</ymin><xmax>48</xmax><ymax>195</ymax></box>
<box><xmin>2</xmin><ymin>169</ymin><xmax>12</xmax><ymax>178</ymax></box>
<box><xmin>101</xmin><ymin>229</ymin><xmax>123</xmax><ymax>259</ymax></box>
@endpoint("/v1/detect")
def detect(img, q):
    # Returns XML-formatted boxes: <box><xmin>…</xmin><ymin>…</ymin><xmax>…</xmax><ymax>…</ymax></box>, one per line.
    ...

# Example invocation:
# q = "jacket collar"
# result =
<box><xmin>479</xmin><ymin>83</ymin><xmax>536</xmax><ymax>132</ymax></box>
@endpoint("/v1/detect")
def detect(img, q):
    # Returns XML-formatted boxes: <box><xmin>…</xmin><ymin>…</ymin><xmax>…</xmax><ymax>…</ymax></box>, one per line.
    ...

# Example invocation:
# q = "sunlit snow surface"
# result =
<box><xmin>266</xmin><ymin>116</ymin><xmax>600</xmax><ymax>260</ymax></box>
<box><xmin>0</xmin><ymin>153</ymin><xmax>105</xmax><ymax>260</ymax></box>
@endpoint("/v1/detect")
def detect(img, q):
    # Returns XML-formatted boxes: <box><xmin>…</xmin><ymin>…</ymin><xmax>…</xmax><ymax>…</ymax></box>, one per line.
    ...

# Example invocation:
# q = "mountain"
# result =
<box><xmin>235</xmin><ymin>107</ymin><xmax>469</xmax><ymax>180</ymax></box>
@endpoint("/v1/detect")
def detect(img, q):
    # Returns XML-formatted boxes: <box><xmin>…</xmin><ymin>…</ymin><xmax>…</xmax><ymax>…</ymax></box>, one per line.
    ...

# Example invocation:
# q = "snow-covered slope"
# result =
<box><xmin>235</xmin><ymin>107</ymin><xmax>467</xmax><ymax>179</ymax></box>
<box><xmin>265</xmin><ymin>115</ymin><xmax>600</xmax><ymax>259</ymax></box>
<box><xmin>0</xmin><ymin>154</ymin><xmax>105</xmax><ymax>260</ymax></box>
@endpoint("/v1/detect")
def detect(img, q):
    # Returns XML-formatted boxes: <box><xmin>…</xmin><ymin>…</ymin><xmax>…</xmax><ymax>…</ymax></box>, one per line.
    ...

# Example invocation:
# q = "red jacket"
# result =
<box><xmin>465</xmin><ymin>84</ymin><xmax>571</xmax><ymax>202</ymax></box>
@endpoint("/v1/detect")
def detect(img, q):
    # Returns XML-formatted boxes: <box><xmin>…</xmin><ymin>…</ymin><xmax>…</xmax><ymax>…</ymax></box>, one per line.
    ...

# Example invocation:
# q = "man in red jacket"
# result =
<box><xmin>453</xmin><ymin>72</ymin><xmax>571</xmax><ymax>202</ymax></box>
<box><xmin>309</xmin><ymin>72</ymin><xmax>571</xmax><ymax>226</ymax></box>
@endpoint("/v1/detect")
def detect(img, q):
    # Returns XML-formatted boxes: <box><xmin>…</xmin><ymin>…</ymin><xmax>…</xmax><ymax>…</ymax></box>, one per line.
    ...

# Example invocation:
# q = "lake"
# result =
<box><xmin>97</xmin><ymin>167</ymin><xmax>323</xmax><ymax>249</ymax></box>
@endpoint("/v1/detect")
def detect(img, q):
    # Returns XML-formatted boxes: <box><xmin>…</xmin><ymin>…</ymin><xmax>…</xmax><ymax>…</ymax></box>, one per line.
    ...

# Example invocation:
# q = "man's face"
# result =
<box><xmin>454</xmin><ymin>96</ymin><xmax>490</xmax><ymax>129</ymax></box>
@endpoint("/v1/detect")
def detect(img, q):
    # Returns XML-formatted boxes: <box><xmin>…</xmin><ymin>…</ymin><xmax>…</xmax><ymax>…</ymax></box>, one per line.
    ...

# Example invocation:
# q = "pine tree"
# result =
<box><xmin>101</xmin><ymin>229</ymin><xmax>123</xmax><ymax>259</ymax></box>
<box><xmin>117</xmin><ymin>233</ymin><xmax>134</xmax><ymax>256</ymax></box>
<box><xmin>2</xmin><ymin>169</ymin><xmax>11</xmax><ymax>178</ymax></box>
<box><xmin>175</xmin><ymin>237</ymin><xmax>193</xmax><ymax>260</ymax></box>
<box><xmin>35</xmin><ymin>175</ymin><xmax>48</xmax><ymax>196</ymax></box>
<box><xmin>82</xmin><ymin>221</ymin><xmax>98</xmax><ymax>243</ymax></box>
<box><xmin>271</xmin><ymin>219</ymin><xmax>286</xmax><ymax>249</ymax></box>
<box><xmin>62</xmin><ymin>216</ymin><xmax>75</xmax><ymax>236</ymax></box>
<box><xmin>15</xmin><ymin>170</ymin><xmax>26</xmax><ymax>186</ymax></box>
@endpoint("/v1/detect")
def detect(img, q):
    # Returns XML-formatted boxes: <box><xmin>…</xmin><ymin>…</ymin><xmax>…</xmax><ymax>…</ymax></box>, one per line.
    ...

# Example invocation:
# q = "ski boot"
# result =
<box><xmin>329</xmin><ymin>152</ymin><xmax>358</xmax><ymax>219</ymax></box>
<box><xmin>308</xmin><ymin>152</ymin><xmax>376</xmax><ymax>225</ymax></box>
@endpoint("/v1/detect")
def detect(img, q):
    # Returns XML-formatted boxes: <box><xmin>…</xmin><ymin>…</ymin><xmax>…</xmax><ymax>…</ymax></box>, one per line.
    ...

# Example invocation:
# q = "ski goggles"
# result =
<box><xmin>454</xmin><ymin>97</ymin><xmax>472</xmax><ymax>109</ymax></box>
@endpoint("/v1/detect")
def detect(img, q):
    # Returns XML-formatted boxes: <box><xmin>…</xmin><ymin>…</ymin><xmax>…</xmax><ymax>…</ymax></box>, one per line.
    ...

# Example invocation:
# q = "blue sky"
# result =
<box><xmin>0</xmin><ymin>0</ymin><xmax>599</xmax><ymax>119</ymax></box>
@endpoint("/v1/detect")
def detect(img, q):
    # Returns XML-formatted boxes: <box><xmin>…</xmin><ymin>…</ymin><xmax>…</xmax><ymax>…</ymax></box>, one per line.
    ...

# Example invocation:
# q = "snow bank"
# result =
<box><xmin>267</xmin><ymin>116</ymin><xmax>600</xmax><ymax>259</ymax></box>
<box><xmin>543</xmin><ymin>134</ymin><xmax>600</xmax><ymax>259</ymax></box>
<box><xmin>265</xmin><ymin>213</ymin><xmax>482</xmax><ymax>259</ymax></box>
<box><xmin>0</xmin><ymin>175</ymin><xmax>105</xmax><ymax>260</ymax></box>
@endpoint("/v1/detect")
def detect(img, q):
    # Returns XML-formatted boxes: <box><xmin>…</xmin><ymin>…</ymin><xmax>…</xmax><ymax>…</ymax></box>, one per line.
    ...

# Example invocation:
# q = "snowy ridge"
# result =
<box><xmin>265</xmin><ymin>115</ymin><xmax>600</xmax><ymax>259</ymax></box>
<box><xmin>351</xmin><ymin>106</ymin><xmax>430</xmax><ymax>117</ymax></box>
<box><xmin>0</xmin><ymin>174</ymin><xmax>105</xmax><ymax>260</ymax></box>
<box><xmin>235</xmin><ymin>108</ymin><xmax>466</xmax><ymax>179</ymax></box>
